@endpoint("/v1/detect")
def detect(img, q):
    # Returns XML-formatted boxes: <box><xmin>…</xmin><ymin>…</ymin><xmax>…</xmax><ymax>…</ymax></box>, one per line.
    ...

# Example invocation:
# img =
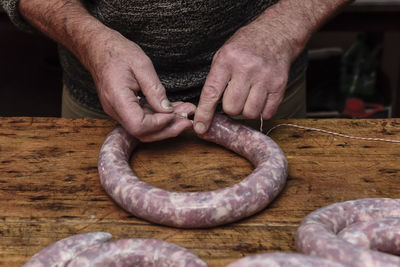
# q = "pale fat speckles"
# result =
<box><xmin>98</xmin><ymin>114</ymin><xmax>288</xmax><ymax>228</ymax></box>
<box><xmin>27</xmin><ymin>234</ymin><xmax>209</xmax><ymax>267</ymax></box>
<box><xmin>23</xmin><ymin>232</ymin><xmax>113</xmax><ymax>267</ymax></box>
<box><xmin>211</xmin><ymin>206</ymin><xmax>230</xmax><ymax>222</ymax></box>
<box><xmin>296</xmin><ymin>198</ymin><xmax>400</xmax><ymax>267</ymax></box>
<box><xmin>226</xmin><ymin>253</ymin><xmax>346</xmax><ymax>267</ymax></box>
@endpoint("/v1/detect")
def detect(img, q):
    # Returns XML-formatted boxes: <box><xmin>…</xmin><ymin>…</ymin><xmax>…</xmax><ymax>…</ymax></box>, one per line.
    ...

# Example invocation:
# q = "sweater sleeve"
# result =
<box><xmin>1</xmin><ymin>0</ymin><xmax>36</xmax><ymax>32</ymax></box>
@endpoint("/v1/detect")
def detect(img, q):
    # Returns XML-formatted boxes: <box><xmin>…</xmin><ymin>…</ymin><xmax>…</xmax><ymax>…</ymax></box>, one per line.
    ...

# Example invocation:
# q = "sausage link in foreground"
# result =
<box><xmin>296</xmin><ymin>198</ymin><xmax>400</xmax><ymax>267</ymax></box>
<box><xmin>226</xmin><ymin>252</ymin><xmax>346</xmax><ymax>267</ymax></box>
<box><xmin>23</xmin><ymin>232</ymin><xmax>112</xmax><ymax>267</ymax></box>
<box><xmin>23</xmin><ymin>200</ymin><xmax>400</xmax><ymax>266</ymax></box>
<box><xmin>98</xmin><ymin>114</ymin><xmax>288</xmax><ymax>228</ymax></box>
<box><xmin>23</xmin><ymin>232</ymin><xmax>208</xmax><ymax>267</ymax></box>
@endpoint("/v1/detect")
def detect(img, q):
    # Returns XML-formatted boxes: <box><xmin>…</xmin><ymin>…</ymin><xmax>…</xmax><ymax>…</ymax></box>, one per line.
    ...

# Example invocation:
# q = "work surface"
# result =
<box><xmin>1</xmin><ymin>117</ymin><xmax>400</xmax><ymax>266</ymax></box>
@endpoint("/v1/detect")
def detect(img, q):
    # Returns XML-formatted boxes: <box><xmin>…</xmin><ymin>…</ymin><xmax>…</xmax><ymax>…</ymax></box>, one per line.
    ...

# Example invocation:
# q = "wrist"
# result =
<box><xmin>253</xmin><ymin>0</ymin><xmax>351</xmax><ymax>62</ymax></box>
<box><xmin>71</xmin><ymin>21</ymin><xmax>118</xmax><ymax>72</ymax></box>
<box><xmin>18</xmin><ymin>0</ymin><xmax>114</xmax><ymax>72</ymax></box>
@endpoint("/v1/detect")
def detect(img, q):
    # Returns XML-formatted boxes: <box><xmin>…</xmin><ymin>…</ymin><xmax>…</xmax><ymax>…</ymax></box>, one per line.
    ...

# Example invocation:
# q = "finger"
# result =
<box><xmin>194</xmin><ymin>63</ymin><xmax>230</xmax><ymax>134</ymax></box>
<box><xmin>242</xmin><ymin>82</ymin><xmax>268</xmax><ymax>119</ymax></box>
<box><xmin>261</xmin><ymin>92</ymin><xmax>284</xmax><ymax>120</ymax></box>
<box><xmin>114</xmin><ymin>89</ymin><xmax>175</xmax><ymax>136</ymax></box>
<box><xmin>261</xmin><ymin>74</ymin><xmax>287</xmax><ymax>119</ymax></box>
<box><xmin>133</xmin><ymin>56</ymin><xmax>173</xmax><ymax>113</ymax></box>
<box><xmin>142</xmin><ymin>101</ymin><xmax>196</xmax><ymax>118</ymax></box>
<box><xmin>222</xmin><ymin>74</ymin><xmax>250</xmax><ymax>116</ymax></box>
<box><xmin>138</xmin><ymin>102</ymin><xmax>196</xmax><ymax>142</ymax></box>
<box><xmin>172</xmin><ymin>102</ymin><xmax>196</xmax><ymax>118</ymax></box>
<box><xmin>137</xmin><ymin>117</ymin><xmax>193</xmax><ymax>142</ymax></box>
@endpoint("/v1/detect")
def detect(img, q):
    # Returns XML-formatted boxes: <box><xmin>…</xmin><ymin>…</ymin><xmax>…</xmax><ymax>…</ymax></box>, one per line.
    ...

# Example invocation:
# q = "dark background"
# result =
<box><xmin>0</xmin><ymin>10</ymin><xmax>61</xmax><ymax>117</ymax></box>
<box><xmin>1</xmin><ymin>2</ymin><xmax>399</xmax><ymax>118</ymax></box>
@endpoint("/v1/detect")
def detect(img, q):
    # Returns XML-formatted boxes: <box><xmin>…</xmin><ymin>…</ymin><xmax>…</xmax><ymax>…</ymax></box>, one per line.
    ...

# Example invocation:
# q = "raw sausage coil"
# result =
<box><xmin>226</xmin><ymin>252</ymin><xmax>346</xmax><ymax>267</ymax></box>
<box><xmin>227</xmin><ymin>198</ymin><xmax>400</xmax><ymax>267</ymax></box>
<box><xmin>24</xmin><ymin>200</ymin><xmax>400</xmax><ymax>266</ymax></box>
<box><xmin>296</xmin><ymin>198</ymin><xmax>400</xmax><ymax>267</ymax></box>
<box><xmin>98</xmin><ymin>114</ymin><xmax>288</xmax><ymax>228</ymax></box>
<box><xmin>23</xmin><ymin>232</ymin><xmax>208</xmax><ymax>267</ymax></box>
<box><xmin>23</xmin><ymin>232</ymin><xmax>112</xmax><ymax>267</ymax></box>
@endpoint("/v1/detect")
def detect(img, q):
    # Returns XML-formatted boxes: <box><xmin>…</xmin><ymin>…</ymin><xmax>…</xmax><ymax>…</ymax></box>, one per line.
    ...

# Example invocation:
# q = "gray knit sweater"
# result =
<box><xmin>2</xmin><ymin>0</ymin><xmax>306</xmax><ymax>114</ymax></box>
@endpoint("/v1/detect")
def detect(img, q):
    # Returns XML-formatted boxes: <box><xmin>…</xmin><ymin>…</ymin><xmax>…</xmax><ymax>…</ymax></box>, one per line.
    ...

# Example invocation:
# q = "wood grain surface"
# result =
<box><xmin>1</xmin><ymin>117</ymin><xmax>400</xmax><ymax>266</ymax></box>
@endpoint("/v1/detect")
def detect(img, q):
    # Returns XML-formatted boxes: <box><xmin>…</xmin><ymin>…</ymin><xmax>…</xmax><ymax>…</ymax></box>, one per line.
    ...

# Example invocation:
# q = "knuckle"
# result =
<box><xmin>242</xmin><ymin>106</ymin><xmax>260</xmax><ymax>119</ymax></box>
<box><xmin>221</xmin><ymin>46</ymin><xmax>236</xmax><ymax>59</ymax></box>
<box><xmin>148</xmin><ymin>82</ymin><xmax>164</xmax><ymax>94</ymax></box>
<box><xmin>222</xmin><ymin>97</ymin><xmax>241</xmax><ymax>116</ymax></box>
<box><xmin>125</xmin><ymin>118</ymin><xmax>145</xmax><ymax>137</ymax></box>
<box><xmin>212</xmin><ymin>50</ymin><xmax>221</xmax><ymax>62</ymax></box>
<box><xmin>223</xmin><ymin>104</ymin><xmax>241</xmax><ymax>116</ymax></box>
<box><xmin>262</xmin><ymin>112</ymin><xmax>273</xmax><ymax>120</ymax></box>
<box><xmin>262</xmin><ymin>104</ymin><xmax>278</xmax><ymax>120</ymax></box>
<box><xmin>218</xmin><ymin>45</ymin><xmax>240</xmax><ymax>62</ymax></box>
<box><xmin>126</xmin><ymin>125</ymin><xmax>141</xmax><ymax>137</ymax></box>
<box><xmin>135</xmin><ymin>54</ymin><xmax>152</xmax><ymax>68</ymax></box>
<box><xmin>262</xmin><ymin>114</ymin><xmax>272</xmax><ymax>120</ymax></box>
<box><xmin>202</xmin><ymin>83</ymin><xmax>221</xmax><ymax>101</ymax></box>
<box><xmin>240</xmin><ymin>56</ymin><xmax>267</xmax><ymax>74</ymax></box>
<box><xmin>272</xmin><ymin>75</ymin><xmax>288</xmax><ymax>89</ymax></box>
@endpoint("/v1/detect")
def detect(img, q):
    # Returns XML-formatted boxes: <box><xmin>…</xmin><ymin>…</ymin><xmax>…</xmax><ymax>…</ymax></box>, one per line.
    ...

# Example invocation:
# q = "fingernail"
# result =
<box><xmin>161</xmin><ymin>99</ymin><xmax>172</xmax><ymax>110</ymax></box>
<box><xmin>174</xmin><ymin>112</ymin><xmax>187</xmax><ymax>119</ymax></box>
<box><xmin>194</xmin><ymin>122</ymin><xmax>206</xmax><ymax>134</ymax></box>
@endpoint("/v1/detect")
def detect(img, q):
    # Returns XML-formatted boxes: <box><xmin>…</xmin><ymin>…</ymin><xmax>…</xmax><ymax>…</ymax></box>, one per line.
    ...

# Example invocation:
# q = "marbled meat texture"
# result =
<box><xmin>98</xmin><ymin>113</ymin><xmax>288</xmax><ymax>228</ymax></box>
<box><xmin>296</xmin><ymin>198</ymin><xmax>400</xmax><ymax>267</ymax></box>
<box><xmin>226</xmin><ymin>252</ymin><xmax>347</xmax><ymax>267</ymax></box>
<box><xmin>23</xmin><ymin>232</ymin><xmax>112</xmax><ymax>267</ymax></box>
<box><xmin>24</xmin><ymin>232</ymin><xmax>208</xmax><ymax>267</ymax></box>
<box><xmin>338</xmin><ymin>218</ymin><xmax>400</xmax><ymax>255</ymax></box>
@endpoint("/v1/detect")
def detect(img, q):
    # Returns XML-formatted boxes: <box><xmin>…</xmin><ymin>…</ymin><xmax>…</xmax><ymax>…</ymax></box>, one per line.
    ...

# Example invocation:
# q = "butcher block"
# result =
<box><xmin>0</xmin><ymin>117</ymin><xmax>400</xmax><ymax>266</ymax></box>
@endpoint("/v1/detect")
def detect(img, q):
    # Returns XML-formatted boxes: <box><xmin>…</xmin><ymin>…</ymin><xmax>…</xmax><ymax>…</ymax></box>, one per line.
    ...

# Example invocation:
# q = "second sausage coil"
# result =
<box><xmin>296</xmin><ymin>198</ymin><xmax>400</xmax><ymax>267</ymax></box>
<box><xmin>230</xmin><ymin>198</ymin><xmax>400</xmax><ymax>266</ymax></box>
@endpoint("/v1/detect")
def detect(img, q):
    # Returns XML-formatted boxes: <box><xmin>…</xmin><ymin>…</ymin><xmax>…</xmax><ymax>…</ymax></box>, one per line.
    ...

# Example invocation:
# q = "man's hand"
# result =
<box><xmin>138</xmin><ymin>101</ymin><xmax>196</xmax><ymax>142</ymax></box>
<box><xmin>193</xmin><ymin>21</ymin><xmax>292</xmax><ymax>135</ymax></box>
<box><xmin>193</xmin><ymin>0</ymin><xmax>352</xmax><ymax>135</ymax></box>
<box><xmin>19</xmin><ymin>0</ymin><xmax>195</xmax><ymax>142</ymax></box>
<box><xmin>87</xmin><ymin>30</ymin><xmax>195</xmax><ymax>142</ymax></box>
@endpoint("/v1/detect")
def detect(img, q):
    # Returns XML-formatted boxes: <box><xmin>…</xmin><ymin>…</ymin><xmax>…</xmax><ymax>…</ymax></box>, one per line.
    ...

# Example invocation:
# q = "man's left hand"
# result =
<box><xmin>193</xmin><ymin>19</ymin><xmax>295</xmax><ymax>134</ymax></box>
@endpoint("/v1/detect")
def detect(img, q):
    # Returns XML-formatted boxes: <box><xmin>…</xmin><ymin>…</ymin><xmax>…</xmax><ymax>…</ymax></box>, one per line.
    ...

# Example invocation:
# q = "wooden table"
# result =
<box><xmin>1</xmin><ymin>117</ymin><xmax>400</xmax><ymax>266</ymax></box>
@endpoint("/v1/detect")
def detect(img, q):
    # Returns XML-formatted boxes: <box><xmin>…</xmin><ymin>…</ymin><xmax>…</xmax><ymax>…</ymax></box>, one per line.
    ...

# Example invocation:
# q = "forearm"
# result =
<box><xmin>18</xmin><ymin>0</ymin><xmax>113</xmax><ymax>70</ymax></box>
<box><xmin>253</xmin><ymin>0</ymin><xmax>353</xmax><ymax>61</ymax></box>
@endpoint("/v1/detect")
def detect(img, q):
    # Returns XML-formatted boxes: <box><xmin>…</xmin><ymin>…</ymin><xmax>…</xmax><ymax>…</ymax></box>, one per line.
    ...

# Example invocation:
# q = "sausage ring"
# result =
<box><xmin>296</xmin><ymin>198</ymin><xmax>400</xmax><ymax>267</ymax></box>
<box><xmin>226</xmin><ymin>252</ymin><xmax>346</xmax><ymax>267</ymax></box>
<box><xmin>23</xmin><ymin>232</ymin><xmax>208</xmax><ymax>267</ymax></box>
<box><xmin>98</xmin><ymin>114</ymin><xmax>288</xmax><ymax>228</ymax></box>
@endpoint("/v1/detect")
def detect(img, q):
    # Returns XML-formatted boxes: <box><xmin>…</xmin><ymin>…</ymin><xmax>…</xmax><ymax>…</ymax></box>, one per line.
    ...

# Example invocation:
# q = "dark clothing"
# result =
<box><xmin>2</xmin><ymin>0</ymin><xmax>306</xmax><ymax>114</ymax></box>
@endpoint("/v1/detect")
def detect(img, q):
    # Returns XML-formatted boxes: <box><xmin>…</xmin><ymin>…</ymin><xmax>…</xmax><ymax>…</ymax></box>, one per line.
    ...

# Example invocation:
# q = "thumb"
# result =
<box><xmin>134</xmin><ymin>57</ymin><xmax>173</xmax><ymax>113</ymax></box>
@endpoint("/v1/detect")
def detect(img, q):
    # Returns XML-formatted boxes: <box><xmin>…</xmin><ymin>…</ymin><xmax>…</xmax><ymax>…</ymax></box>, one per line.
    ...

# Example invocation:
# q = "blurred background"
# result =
<box><xmin>0</xmin><ymin>0</ymin><xmax>399</xmax><ymax>118</ymax></box>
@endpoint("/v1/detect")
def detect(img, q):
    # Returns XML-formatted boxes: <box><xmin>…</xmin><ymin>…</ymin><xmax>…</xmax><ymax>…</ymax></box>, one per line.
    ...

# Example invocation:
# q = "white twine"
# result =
<box><xmin>264</xmin><ymin>120</ymin><xmax>400</xmax><ymax>144</ymax></box>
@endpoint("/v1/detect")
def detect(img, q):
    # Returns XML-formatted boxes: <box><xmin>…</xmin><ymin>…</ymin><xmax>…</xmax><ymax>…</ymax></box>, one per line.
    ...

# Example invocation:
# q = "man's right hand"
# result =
<box><xmin>86</xmin><ymin>30</ymin><xmax>195</xmax><ymax>142</ymax></box>
<box><xmin>19</xmin><ymin>0</ymin><xmax>194</xmax><ymax>142</ymax></box>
